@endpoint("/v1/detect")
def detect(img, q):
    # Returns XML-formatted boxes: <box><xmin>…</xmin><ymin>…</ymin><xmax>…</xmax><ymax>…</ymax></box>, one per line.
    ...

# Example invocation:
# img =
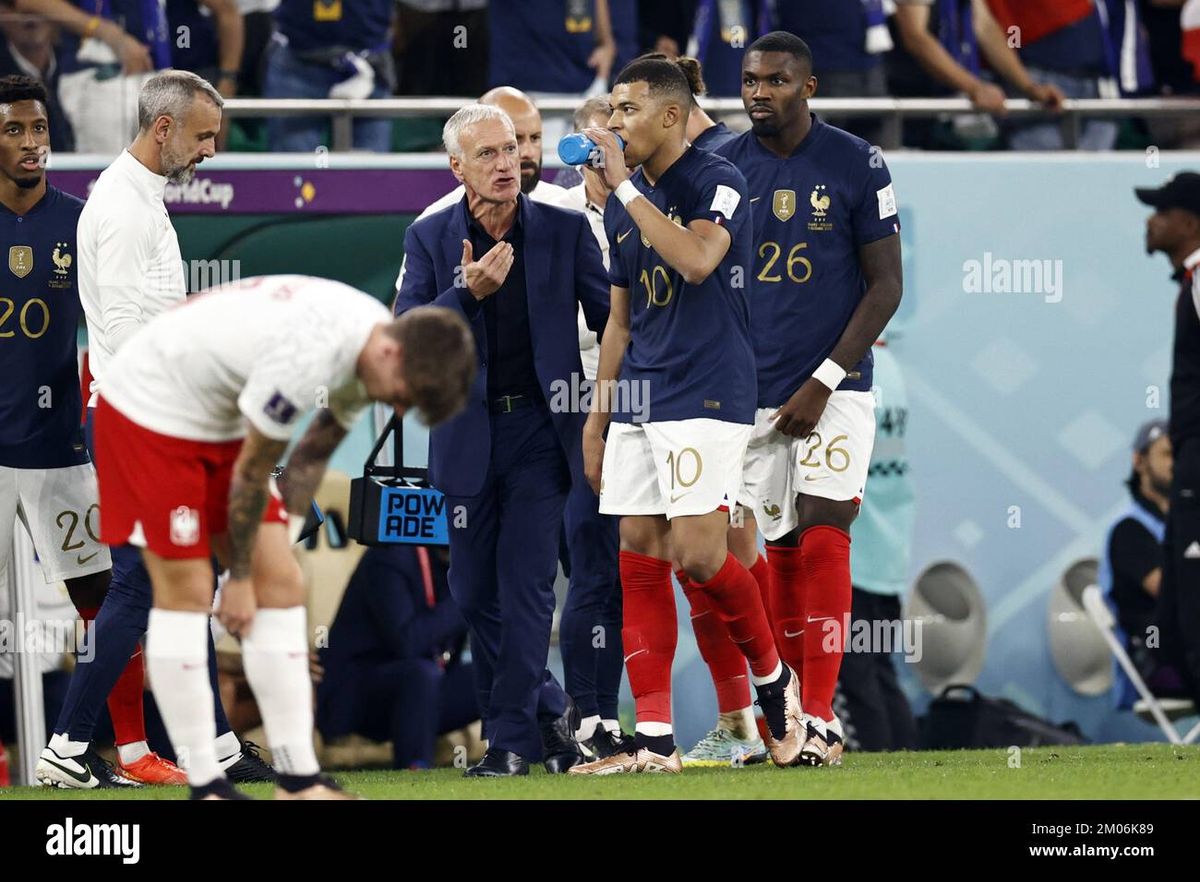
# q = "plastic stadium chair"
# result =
<box><xmin>1081</xmin><ymin>585</ymin><xmax>1200</xmax><ymax>745</ymax></box>
<box><xmin>1047</xmin><ymin>559</ymin><xmax>1113</xmax><ymax>696</ymax></box>
<box><xmin>906</xmin><ymin>561</ymin><xmax>987</xmax><ymax>693</ymax></box>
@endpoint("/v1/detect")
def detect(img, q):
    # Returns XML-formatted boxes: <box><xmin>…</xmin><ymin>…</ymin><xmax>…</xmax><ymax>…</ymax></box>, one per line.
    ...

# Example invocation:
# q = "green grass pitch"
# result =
<box><xmin>2</xmin><ymin>744</ymin><xmax>1198</xmax><ymax>799</ymax></box>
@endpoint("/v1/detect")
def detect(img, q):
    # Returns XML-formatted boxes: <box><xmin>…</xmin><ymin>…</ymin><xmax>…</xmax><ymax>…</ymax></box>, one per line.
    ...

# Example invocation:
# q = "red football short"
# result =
<box><xmin>95</xmin><ymin>397</ymin><xmax>288</xmax><ymax>560</ymax></box>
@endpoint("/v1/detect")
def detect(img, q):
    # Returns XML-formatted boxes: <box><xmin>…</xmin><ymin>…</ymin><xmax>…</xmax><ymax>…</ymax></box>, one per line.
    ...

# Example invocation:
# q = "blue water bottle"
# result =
<box><xmin>558</xmin><ymin>131</ymin><xmax>625</xmax><ymax>167</ymax></box>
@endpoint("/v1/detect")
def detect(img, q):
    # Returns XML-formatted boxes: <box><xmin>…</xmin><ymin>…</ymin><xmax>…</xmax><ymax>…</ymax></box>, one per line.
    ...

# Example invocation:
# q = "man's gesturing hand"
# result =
<box><xmin>461</xmin><ymin>238</ymin><xmax>514</xmax><ymax>301</ymax></box>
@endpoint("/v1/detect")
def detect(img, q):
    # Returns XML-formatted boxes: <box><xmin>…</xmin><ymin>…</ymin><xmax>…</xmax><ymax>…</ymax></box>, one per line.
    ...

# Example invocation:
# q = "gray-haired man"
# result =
<box><xmin>395</xmin><ymin>103</ymin><xmax>610</xmax><ymax>777</ymax></box>
<box><xmin>38</xmin><ymin>71</ymin><xmax>273</xmax><ymax>791</ymax></box>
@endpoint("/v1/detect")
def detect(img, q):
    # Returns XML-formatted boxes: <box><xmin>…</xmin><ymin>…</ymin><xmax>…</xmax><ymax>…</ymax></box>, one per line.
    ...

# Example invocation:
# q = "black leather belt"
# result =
<box><xmin>489</xmin><ymin>394</ymin><xmax>537</xmax><ymax>414</ymax></box>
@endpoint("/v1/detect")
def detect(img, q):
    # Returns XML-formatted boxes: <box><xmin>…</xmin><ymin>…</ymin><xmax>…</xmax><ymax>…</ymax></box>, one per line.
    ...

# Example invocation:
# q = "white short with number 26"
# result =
<box><xmin>598</xmin><ymin>419</ymin><xmax>752</xmax><ymax>520</ymax></box>
<box><xmin>740</xmin><ymin>391</ymin><xmax>876</xmax><ymax>541</ymax></box>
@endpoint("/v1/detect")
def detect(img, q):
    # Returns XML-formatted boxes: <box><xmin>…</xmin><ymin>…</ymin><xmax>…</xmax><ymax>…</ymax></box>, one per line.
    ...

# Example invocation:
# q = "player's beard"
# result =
<box><xmin>520</xmin><ymin>160</ymin><xmax>541</xmax><ymax>195</ymax></box>
<box><xmin>749</xmin><ymin>118</ymin><xmax>782</xmax><ymax>138</ymax></box>
<box><xmin>12</xmin><ymin>170</ymin><xmax>42</xmax><ymax>189</ymax></box>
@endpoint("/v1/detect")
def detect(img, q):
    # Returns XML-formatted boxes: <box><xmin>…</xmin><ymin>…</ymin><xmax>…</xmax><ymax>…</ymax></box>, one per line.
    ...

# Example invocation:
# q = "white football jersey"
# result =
<box><xmin>102</xmin><ymin>275</ymin><xmax>390</xmax><ymax>443</ymax></box>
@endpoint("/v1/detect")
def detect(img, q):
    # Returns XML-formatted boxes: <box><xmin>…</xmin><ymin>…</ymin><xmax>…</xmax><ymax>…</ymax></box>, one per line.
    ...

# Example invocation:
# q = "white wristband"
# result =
<box><xmin>812</xmin><ymin>358</ymin><xmax>847</xmax><ymax>393</ymax></box>
<box><xmin>615</xmin><ymin>179</ymin><xmax>639</xmax><ymax>206</ymax></box>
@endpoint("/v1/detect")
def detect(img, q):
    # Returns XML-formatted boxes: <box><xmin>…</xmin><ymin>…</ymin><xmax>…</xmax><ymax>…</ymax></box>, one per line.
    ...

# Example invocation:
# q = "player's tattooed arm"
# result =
<box><xmin>279</xmin><ymin>410</ymin><xmax>348</xmax><ymax>519</ymax></box>
<box><xmin>226</xmin><ymin>427</ymin><xmax>289</xmax><ymax>580</ymax></box>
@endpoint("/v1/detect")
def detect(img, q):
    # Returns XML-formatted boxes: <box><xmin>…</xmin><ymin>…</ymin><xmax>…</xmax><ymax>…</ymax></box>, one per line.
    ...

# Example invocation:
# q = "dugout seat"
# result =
<box><xmin>1047</xmin><ymin>558</ymin><xmax>1112</xmax><ymax>696</ymax></box>
<box><xmin>906</xmin><ymin>561</ymin><xmax>987</xmax><ymax>693</ymax></box>
<box><xmin>1081</xmin><ymin>585</ymin><xmax>1200</xmax><ymax>744</ymax></box>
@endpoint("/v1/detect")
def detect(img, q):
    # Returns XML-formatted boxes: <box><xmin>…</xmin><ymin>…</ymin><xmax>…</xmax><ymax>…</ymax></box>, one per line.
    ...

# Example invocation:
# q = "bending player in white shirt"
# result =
<box><xmin>93</xmin><ymin>275</ymin><xmax>476</xmax><ymax>800</ymax></box>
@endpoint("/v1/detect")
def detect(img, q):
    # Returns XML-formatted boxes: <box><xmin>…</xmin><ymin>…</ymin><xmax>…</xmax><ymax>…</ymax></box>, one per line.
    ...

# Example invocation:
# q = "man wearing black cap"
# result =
<box><xmin>1137</xmin><ymin>172</ymin><xmax>1200</xmax><ymax>704</ymax></box>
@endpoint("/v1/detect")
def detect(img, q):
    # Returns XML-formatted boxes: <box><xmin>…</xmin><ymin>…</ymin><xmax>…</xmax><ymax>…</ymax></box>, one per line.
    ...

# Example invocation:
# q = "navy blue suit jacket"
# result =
<box><xmin>395</xmin><ymin>194</ymin><xmax>610</xmax><ymax>498</ymax></box>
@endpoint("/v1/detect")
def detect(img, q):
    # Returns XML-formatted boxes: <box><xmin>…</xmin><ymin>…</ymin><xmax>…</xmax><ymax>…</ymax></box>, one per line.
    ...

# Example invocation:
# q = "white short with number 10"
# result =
<box><xmin>599</xmin><ymin>419</ymin><xmax>752</xmax><ymax>520</ymax></box>
<box><xmin>741</xmin><ymin>391</ymin><xmax>876</xmax><ymax>541</ymax></box>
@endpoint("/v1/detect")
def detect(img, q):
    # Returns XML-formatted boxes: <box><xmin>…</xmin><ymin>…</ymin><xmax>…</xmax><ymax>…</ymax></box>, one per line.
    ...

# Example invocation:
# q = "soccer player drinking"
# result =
<box><xmin>571</xmin><ymin>57</ymin><xmax>803</xmax><ymax>774</ymax></box>
<box><xmin>715</xmin><ymin>31</ymin><xmax>904</xmax><ymax>766</ymax></box>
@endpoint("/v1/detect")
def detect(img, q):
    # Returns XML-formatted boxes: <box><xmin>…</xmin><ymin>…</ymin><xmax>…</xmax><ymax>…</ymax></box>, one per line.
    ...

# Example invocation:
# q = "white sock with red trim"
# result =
<box><xmin>241</xmin><ymin>606</ymin><xmax>320</xmax><ymax>776</ymax></box>
<box><xmin>145</xmin><ymin>609</ymin><xmax>221</xmax><ymax>786</ymax></box>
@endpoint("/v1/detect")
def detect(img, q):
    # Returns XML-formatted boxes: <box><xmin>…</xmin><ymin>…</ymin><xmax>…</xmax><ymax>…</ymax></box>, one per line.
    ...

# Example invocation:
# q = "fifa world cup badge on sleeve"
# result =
<box><xmin>877</xmin><ymin>184</ymin><xmax>898</xmax><ymax>220</ymax></box>
<box><xmin>710</xmin><ymin>185</ymin><xmax>741</xmax><ymax>220</ymax></box>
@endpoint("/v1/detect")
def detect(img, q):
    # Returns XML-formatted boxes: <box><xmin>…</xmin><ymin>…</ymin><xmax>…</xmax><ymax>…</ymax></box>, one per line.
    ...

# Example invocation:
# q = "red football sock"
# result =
<box><xmin>694</xmin><ymin>553</ymin><xmax>780</xmax><ymax>679</ymax></box>
<box><xmin>620</xmin><ymin>551</ymin><xmax>677</xmax><ymax>724</ymax></box>
<box><xmin>75</xmin><ymin>605</ymin><xmax>147</xmax><ymax>746</ymax></box>
<box><xmin>749</xmin><ymin>555</ymin><xmax>773</xmax><ymax>629</ymax></box>
<box><xmin>679</xmin><ymin>570</ymin><xmax>750</xmax><ymax>713</ymax></box>
<box><xmin>799</xmin><ymin>526</ymin><xmax>852</xmax><ymax>721</ymax></box>
<box><xmin>766</xmin><ymin>545</ymin><xmax>806</xmax><ymax>679</ymax></box>
<box><xmin>107</xmin><ymin>646</ymin><xmax>147</xmax><ymax>747</ymax></box>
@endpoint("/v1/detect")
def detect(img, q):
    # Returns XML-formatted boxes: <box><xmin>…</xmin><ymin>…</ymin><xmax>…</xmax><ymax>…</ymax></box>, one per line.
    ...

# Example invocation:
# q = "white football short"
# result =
<box><xmin>0</xmin><ymin>464</ymin><xmax>111</xmax><ymax>583</ymax></box>
<box><xmin>598</xmin><ymin>418</ymin><xmax>752</xmax><ymax>520</ymax></box>
<box><xmin>740</xmin><ymin>391</ymin><xmax>876</xmax><ymax>541</ymax></box>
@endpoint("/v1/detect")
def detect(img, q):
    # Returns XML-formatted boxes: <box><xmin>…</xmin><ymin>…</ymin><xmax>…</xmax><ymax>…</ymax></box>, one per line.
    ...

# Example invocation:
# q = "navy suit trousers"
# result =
<box><xmin>444</xmin><ymin>402</ymin><xmax>570</xmax><ymax>760</ymax></box>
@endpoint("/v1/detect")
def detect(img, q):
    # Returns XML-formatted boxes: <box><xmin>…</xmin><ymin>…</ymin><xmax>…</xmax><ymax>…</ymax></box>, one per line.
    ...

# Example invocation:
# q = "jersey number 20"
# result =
<box><xmin>0</xmin><ymin>297</ymin><xmax>50</xmax><ymax>339</ymax></box>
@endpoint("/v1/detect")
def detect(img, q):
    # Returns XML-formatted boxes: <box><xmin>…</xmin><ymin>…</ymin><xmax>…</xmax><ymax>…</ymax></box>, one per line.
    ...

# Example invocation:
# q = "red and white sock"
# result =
<box><xmin>679</xmin><ymin>569</ymin><xmax>750</xmax><ymax>714</ymax></box>
<box><xmin>799</xmin><ymin>526</ymin><xmax>852</xmax><ymax>722</ymax></box>
<box><xmin>75</xmin><ymin>604</ymin><xmax>149</xmax><ymax>756</ymax></box>
<box><xmin>693</xmin><ymin>553</ymin><xmax>780</xmax><ymax>681</ymax></box>
<box><xmin>620</xmin><ymin>551</ymin><xmax>677</xmax><ymax>726</ymax></box>
<box><xmin>109</xmin><ymin>648</ymin><xmax>149</xmax><ymax>761</ymax></box>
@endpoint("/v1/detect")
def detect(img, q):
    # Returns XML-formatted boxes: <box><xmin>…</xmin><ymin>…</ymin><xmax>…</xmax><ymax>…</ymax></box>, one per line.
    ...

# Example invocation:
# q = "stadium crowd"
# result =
<box><xmin>0</xmin><ymin>0</ymin><xmax>1199</xmax><ymax>152</ymax></box>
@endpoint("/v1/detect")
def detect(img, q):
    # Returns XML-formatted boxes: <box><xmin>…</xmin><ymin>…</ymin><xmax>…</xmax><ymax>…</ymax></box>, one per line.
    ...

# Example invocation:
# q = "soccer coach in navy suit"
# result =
<box><xmin>395</xmin><ymin>103</ymin><xmax>610</xmax><ymax>777</ymax></box>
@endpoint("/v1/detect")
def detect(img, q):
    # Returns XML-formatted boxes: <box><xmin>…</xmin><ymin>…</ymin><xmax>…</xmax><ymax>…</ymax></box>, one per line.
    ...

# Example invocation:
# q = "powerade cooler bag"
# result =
<box><xmin>347</xmin><ymin>415</ymin><xmax>449</xmax><ymax>547</ymax></box>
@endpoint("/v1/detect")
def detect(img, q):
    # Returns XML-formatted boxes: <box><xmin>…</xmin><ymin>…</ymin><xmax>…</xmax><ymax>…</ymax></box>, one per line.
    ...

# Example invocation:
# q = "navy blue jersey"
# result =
<box><xmin>693</xmin><ymin>121</ymin><xmax>738</xmax><ymax>153</ymax></box>
<box><xmin>715</xmin><ymin>116</ymin><xmax>900</xmax><ymax>406</ymax></box>
<box><xmin>0</xmin><ymin>186</ymin><xmax>88</xmax><ymax>469</ymax></box>
<box><xmin>604</xmin><ymin>147</ymin><xmax>756</xmax><ymax>425</ymax></box>
<box><xmin>275</xmin><ymin>0</ymin><xmax>392</xmax><ymax>53</ymax></box>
